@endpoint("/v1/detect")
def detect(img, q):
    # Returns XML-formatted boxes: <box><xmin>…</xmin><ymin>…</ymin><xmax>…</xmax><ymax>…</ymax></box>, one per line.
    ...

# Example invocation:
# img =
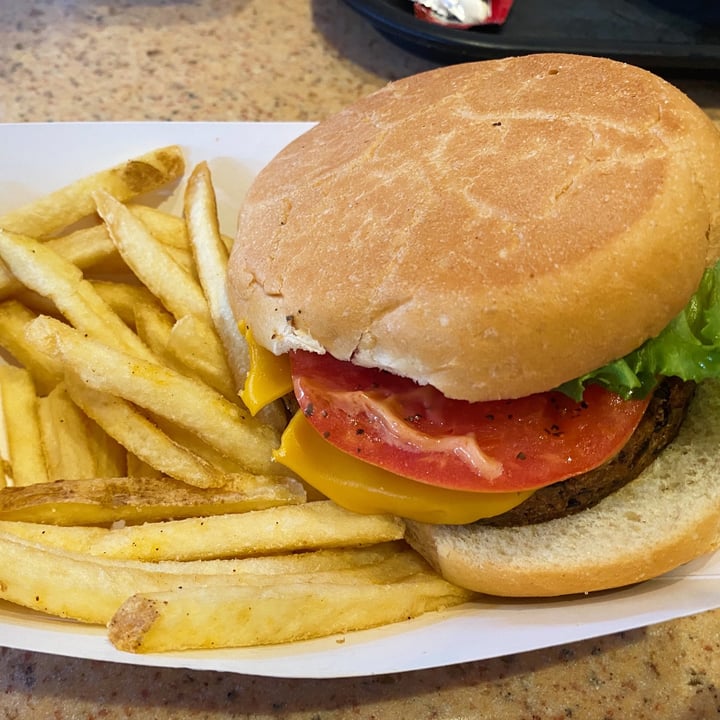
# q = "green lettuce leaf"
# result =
<box><xmin>558</xmin><ymin>260</ymin><xmax>720</xmax><ymax>401</ymax></box>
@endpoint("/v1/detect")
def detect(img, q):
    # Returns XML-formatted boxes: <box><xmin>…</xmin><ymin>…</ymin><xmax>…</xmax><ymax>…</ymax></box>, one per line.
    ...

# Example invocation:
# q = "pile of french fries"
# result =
<box><xmin>0</xmin><ymin>147</ymin><xmax>471</xmax><ymax>653</ymax></box>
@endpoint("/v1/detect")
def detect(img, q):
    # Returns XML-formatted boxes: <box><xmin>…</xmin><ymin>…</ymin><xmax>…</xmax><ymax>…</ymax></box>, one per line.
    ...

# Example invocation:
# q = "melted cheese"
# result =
<box><xmin>240</xmin><ymin>328</ymin><xmax>293</xmax><ymax>415</ymax></box>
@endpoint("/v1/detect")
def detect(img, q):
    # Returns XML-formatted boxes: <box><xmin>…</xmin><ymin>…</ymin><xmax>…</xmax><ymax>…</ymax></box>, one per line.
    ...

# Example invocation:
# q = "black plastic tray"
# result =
<box><xmin>342</xmin><ymin>0</ymin><xmax>720</xmax><ymax>70</ymax></box>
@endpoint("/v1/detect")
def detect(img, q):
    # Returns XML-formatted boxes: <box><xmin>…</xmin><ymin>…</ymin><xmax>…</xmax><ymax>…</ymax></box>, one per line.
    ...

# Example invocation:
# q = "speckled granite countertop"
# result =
<box><xmin>2</xmin><ymin>1</ymin><xmax>720</xmax><ymax>718</ymax></box>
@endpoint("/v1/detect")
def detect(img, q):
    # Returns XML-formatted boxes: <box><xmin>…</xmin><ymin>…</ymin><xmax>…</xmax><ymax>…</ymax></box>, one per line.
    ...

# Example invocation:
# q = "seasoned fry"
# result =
<box><xmin>184</xmin><ymin>162</ymin><xmax>249</xmax><ymax>392</ymax></box>
<box><xmin>0</xmin><ymin>474</ymin><xmax>305</xmax><ymax>525</ymax></box>
<box><xmin>166</xmin><ymin>314</ymin><xmax>236</xmax><ymax>399</ymax></box>
<box><xmin>127</xmin><ymin>204</ymin><xmax>190</xmax><ymax>251</ymax></box>
<box><xmin>0</xmin><ymin>146</ymin><xmax>185</xmax><ymax>238</ymax></box>
<box><xmin>90</xmin><ymin>281</ymin><xmax>159</xmax><ymax>329</ymax></box>
<box><xmin>0</xmin><ymin>365</ymin><xmax>47</xmax><ymax>487</ymax></box>
<box><xmin>94</xmin><ymin>190</ymin><xmax>209</xmax><ymax>320</ymax></box>
<box><xmin>108</xmin><ymin>565</ymin><xmax>472</xmax><ymax>652</ymax></box>
<box><xmin>37</xmin><ymin>383</ymin><xmax>113</xmax><ymax>481</ymax></box>
<box><xmin>0</xmin><ymin>225</ymin><xmax>120</xmax><ymax>301</ymax></box>
<box><xmin>0</xmin><ymin>300</ymin><xmax>62</xmax><ymax>394</ymax></box>
<box><xmin>0</xmin><ymin>529</ymin><xmax>464</xmax><ymax>630</ymax></box>
<box><xmin>131</xmin><ymin>294</ymin><xmax>174</xmax><ymax>357</ymax></box>
<box><xmin>0</xmin><ymin>150</ymin><xmax>468</xmax><ymax>654</ymax></box>
<box><xmin>0</xmin><ymin>531</ymin><xmax>271</xmax><ymax>624</ymax></box>
<box><xmin>0</xmin><ymin>229</ymin><xmax>155</xmax><ymax>361</ymax></box>
<box><xmin>65</xmin><ymin>373</ymin><xmax>228</xmax><ymax>488</ymax></box>
<box><xmin>94</xmin><ymin>190</ymin><xmax>234</xmax><ymax>385</ymax></box>
<box><xmin>3</xmin><ymin>500</ymin><xmax>404</xmax><ymax>561</ymax></box>
<box><xmin>0</xmin><ymin>518</ymin><xmax>402</xmax><ymax>566</ymax></box>
<box><xmin>25</xmin><ymin>316</ymin><xmax>281</xmax><ymax>475</ymax></box>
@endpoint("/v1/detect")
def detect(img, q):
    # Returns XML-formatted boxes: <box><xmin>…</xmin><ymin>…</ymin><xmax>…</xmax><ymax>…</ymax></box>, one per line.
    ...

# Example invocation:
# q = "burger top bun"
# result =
<box><xmin>228</xmin><ymin>53</ymin><xmax>720</xmax><ymax>402</ymax></box>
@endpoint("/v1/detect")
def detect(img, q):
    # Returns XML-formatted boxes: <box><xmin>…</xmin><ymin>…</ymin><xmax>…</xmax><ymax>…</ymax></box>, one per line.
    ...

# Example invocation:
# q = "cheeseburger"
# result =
<box><xmin>228</xmin><ymin>54</ymin><xmax>720</xmax><ymax>597</ymax></box>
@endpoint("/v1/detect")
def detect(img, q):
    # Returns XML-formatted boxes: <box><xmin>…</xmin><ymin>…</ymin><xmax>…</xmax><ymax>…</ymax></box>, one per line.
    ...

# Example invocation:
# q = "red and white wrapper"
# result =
<box><xmin>413</xmin><ymin>0</ymin><xmax>514</xmax><ymax>28</ymax></box>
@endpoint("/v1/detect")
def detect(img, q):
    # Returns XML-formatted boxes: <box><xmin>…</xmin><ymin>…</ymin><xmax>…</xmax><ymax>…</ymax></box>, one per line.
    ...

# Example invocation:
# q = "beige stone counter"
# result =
<box><xmin>1</xmin><ymin>1</ymin><xmax>720</xmax><ymax>718</ymax></box>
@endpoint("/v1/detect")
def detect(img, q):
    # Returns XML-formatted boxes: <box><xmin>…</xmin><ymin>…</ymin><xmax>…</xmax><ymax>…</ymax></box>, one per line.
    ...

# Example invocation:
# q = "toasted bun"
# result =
<box><xmin>229</xmin><ymin>53</ymin><xmax>720</xmax><ymax>401</ymax></box>
<box><xmin>404</xmin><ymin>379</ymin><xmax>720</xmax><ymax>596</ymax></box>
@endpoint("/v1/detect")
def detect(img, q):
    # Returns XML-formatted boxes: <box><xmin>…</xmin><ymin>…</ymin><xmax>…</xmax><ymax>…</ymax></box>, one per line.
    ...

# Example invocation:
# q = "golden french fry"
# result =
<box><xmin>108</xmin><ymin>563</ymin><xmax>472</xmax><ymax>652</ymax></box>
<box><xmin>10</xmin><ymin>500</ymin><xmax>404</xmax><ymax>561</ymax></box>
<box><xmin>25</xmin><ymin>316</ymin><xmax>281</xmax><ymax>476</ymax></box>
<box><xmin>90</xmin><ymin>281</ymin><xmax>159</xmax><ymax>328</ymax></box>
<box><xmin>94</xmin><ymin>190</ymin><xmax>209</xmax><ymax>320</ymax></box>
<box><xmin>13</xmin><ymin>288</ymin><xmax>60</xmax><ymax>318</ymax></box>
<box><xmin>0</xmin><ymin>528</ymin><xmax>458</xmax><ymax>630</ymax></box>
<box><xmin>94</xmin><ymin>191</ymin><xmax>233</xmax><ymax>380</ymax></box>
<box><xmin>0</xmin><ymin>516</ymin><xmax>402</xmax><ymax>566</ymax></box>
<box><xmin>0</xmin><ymin>473</ymin><xmax>305</xmax><ymax>526</ymax></box>
<box><xmin>0</xmin><ymin>530</ymin><xmax>283</xmax><ymax>624</ymax></box>
<box><xmin>0</xmin><ymin>146</ymin><xmax>185</xmax><ymax>238</ymax></box>
<box><xmin>147</xmin><ymin>416</ymin><xmax>257</xmax><ymax>475</ymax></box>
<box><xmin>37</xmin><ymin>383</ymin><xmax>100</xmax><ymax>481</ymax></box>
<box><xmin>184</xmin><ymin>162</ymin><xmax>249</xmax><ymax>391</ymax></box>
<box><xmin>0</xmin><ymin>225</ymin><xmax>121</xmax><ymax>302</ymax></box>
<box><xmin>0</xmin><ymin>229</ymin><xmax>155</xmax><ymax>362</ymax></box>
<box><xmin>0</xmin><ymin>365</ymin><xmax>47</xmax><ymax>487</ymax></box>
<box><xmin>85</xmin><ymin>415</ymin><xmax>127</xmax><ymax>480</ymax></box>
<box><xmin>0</xmin><ymin>300</ymin><xmax>62</xmax><ymax>395</ymax></box>
<box><xmin>166</xmin><ymin>314</ymin><xmax>236</xmax><ymax>400</ymax></box>
<box><xmin>127</xmin><ymin>204</ymin><xmax>190</xmax><ymax>251</ymax></box>
<box><xmin>132</xmin><ymin>294</ymin><xmax>174</xmax><ymax>356</ymax></box>
<box><xmin>65</xmin><ymin>373</ymin><xmax>228</xmax><ymax>488</ymax></box>
<box><xmin>48</xmin><ymin>224</ymin><xmax>121</xmax><ymax>271</ymax></box>
<box><xmin>126</xmin><ymin>452</ymin><xmax>164</xmax><ymax>479</ymax></box>
<box><xmin>129</xmin><ymin>203</ymin><xmax>234</xmax><ymax>257</ymax></box>
<box><xmin>39</xmin><ymin>385</ymin><xmax>127</xmax><ymax>481</ymax></box>
<box><xmin>0</xmin><ymin>148</ymin><xmax>466</xmax><ymax>654</ymax></box>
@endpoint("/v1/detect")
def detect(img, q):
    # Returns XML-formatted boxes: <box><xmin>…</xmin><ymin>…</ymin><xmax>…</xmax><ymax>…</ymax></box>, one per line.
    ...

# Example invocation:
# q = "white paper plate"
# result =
<box><xmin>1</xmin><ymin>121</ymin><xmax>720</xmax><ymax>679</ymax></box>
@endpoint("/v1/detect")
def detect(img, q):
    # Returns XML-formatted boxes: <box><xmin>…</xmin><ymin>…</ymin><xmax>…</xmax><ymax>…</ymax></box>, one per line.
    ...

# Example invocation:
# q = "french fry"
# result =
<box><xmin>0</xmin><ymin>474</ymin><xmax>305</xmax><ymax>525</ymax></box>
<box><xmin>0</xmin><ymin>300</ymin><xmax>62</xmax><ymax>394</ymax></box>
<box><xmin>0</xmin><ymin>146</ymin><xmax>185</xmax><ymax>238</ymax></box>
<box><xmin>0</xmin><ymin>530</ymin><xmax>277</xmax><ymax>624</ymax></box>
<box><xmin>0</xmin><ymin>517</ymin><xmax>402</xmax><ymax>566</ymax></box>
<box><xmin>0</xmin><ymin>529</ymin><xmax>464</xmax><ymax>631</ymax></box>
<box><xmin>127</xmin><ymin>204</ymin><xmax>190</xmax><ymax>251</ymax></box>
<box><xmin>94</xmin><ymin>191</ymin><xmax>234</xmax><ymax>386</ymax></box>
<box><xmin>0</xmin><ymin>500</ymin><xmax>404</xmax><ymax>561</ymax></box>
<box><xmin>91</xmin><ymin>281</ymin><xmax>159</xmax><ymax>329</ymax></box>
<box><xmin>129</xmin><ymin>203</ymin><xmax>234</xmax><ymax>256</ymax></box>
<box><xmin>65</xmin><ymin>373</ymin><xmax>228</xmax><ymax>488</ymax></box>
<box><xmin>0</xmin><ymin>365</ymin><xmax>47</xmax><ymax>487</ymax></box>
<box><xmin>126</xmin><ymin>452</ymin><xmax>164</xmax><ymax>479</ymax></box>
<box><xmin>0</xmin><ymin>229</ymin><xmax>155</xmax><ymax>362</ymax></box>
<box><xmin>184</xmin><ymin>162</ymin><xmax>249</xmax><ymax>392</ymax></box>
<box><xmin>166</xmin><ymin>314</ymin><xmax>236</xmax><ymax>399</ymax></box>
<box><xmin>132</xmin><ymin>294</ymin><xmax>175</xmax><ymax>357</ymax></box>
<box><xmin>0</xmin><ymin>225</ymin><xmax>121</xmax><ymax>302</ymax></box>
<box><xmin>85</xmin><ymin>412</ymin><xmax>128</xmax><ymax>480</ymax></box>
<box><xmin>108</xmin><ymin>565</ymin><xmax>472</xmax><ymax>652</ymax></box>
<box><xmin>94</xmin><ymin>190</ymin><xmax>209</xmax><ymax>320</ymax></box>
<box><xmin>0</xmin><ymin>147</ymin><xmax>469</xmax><ymax>653</ymax></box>
<box><xmin>37</xmin><ymin>383</ymin><xmax>104</xmax><ymax>481</ymax></box>
<box><xmin>25</xmin><ymin>316</ymin><xmax>281</xmax><ymax>476</ymax></box>
<box><xmin>146</xmin><ymin>416</ymin><xmax>257</xmax><ymax>475</ymax></box>
<box><xmin>126</xmin><ymin>205</ymin><xmax>197</xmax><ymax>274</ymax></box>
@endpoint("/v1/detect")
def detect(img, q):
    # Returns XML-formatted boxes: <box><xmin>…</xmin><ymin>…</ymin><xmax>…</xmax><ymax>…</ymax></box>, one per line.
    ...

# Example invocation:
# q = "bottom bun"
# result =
<box><xmin>404</xmin><ymin>379</ymin><xmax>720</xmax><ymax>597</ymax></box>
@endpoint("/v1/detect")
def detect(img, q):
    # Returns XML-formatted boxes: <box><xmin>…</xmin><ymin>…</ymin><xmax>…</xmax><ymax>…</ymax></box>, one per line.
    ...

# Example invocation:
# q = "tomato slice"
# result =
<box><xmin>289</xmin><ymin>351</ymin><xmax>651</xmax><ymax>493</ymax></box>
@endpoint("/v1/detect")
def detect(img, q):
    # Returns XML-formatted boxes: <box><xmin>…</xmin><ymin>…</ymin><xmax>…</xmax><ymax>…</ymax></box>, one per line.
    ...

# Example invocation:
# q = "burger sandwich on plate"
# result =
<box><xmin>227</xmin><ymin>53</ymin><xmax>720</xmax><ymax>597</ymax></box>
